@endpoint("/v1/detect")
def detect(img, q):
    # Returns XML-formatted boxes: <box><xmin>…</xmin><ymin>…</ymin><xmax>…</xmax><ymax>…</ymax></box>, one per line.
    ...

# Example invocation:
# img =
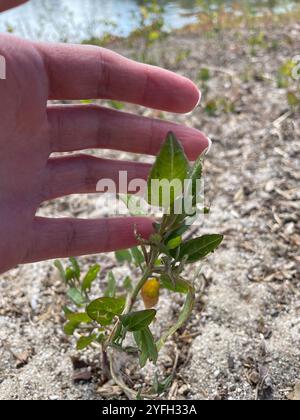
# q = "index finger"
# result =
<box><xmin>35</xmin><ymin>42</ymin><xmax>200</xmax><ymax>113</ymax></box>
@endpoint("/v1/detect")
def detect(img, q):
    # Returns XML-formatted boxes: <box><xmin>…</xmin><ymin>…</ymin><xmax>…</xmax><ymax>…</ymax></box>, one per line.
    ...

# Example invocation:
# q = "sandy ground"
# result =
<box><xmin>0</xmin><ymin>21</ymin><xmax>299</xmax><ymax>400</ymax></box>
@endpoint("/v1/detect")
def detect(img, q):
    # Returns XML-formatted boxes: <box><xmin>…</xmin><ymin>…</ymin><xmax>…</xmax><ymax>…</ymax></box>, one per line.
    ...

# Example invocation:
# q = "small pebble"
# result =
<box><xmin>49</xmin><ymin>395</ymin><xmax>60</xmax><ymax>400</ymax></box>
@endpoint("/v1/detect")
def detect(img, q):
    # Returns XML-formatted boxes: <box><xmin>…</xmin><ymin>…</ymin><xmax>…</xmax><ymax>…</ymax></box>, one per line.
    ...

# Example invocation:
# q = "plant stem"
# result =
<box><xmin>106</xmin><ymin>248</ymin><xmax>159</xmax><ymax>347</ymax></box>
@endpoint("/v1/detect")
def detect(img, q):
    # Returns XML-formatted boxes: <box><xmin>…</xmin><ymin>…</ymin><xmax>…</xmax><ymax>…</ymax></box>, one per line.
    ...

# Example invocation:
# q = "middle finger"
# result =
<box><xmin>47</xmin><ymin>105</ymin><xmax>209</xmax><ymax>160</ymax></box>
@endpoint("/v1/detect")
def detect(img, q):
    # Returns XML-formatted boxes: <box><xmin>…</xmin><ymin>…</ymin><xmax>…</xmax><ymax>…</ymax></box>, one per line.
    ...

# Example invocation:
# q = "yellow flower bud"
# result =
<box><xmin>141</xmin><ymin>277</ymin><xmax>160</xmax><ymax>308</ymax></box>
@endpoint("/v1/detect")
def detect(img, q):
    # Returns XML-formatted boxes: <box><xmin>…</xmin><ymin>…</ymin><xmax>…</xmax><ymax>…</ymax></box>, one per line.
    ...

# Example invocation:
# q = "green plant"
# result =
<box><xmin>204</xmin><ymin>96</ymin><xmax>235</xmax><ymax>116</ymax></box>
<box><xmin>277</xmin><ymin>59</ymin><xmax>300</xmax><ymax>110</ymax></box>
<box><xmin>198</xmin><ymin>67</ymin><xmax>211</xmax><ymax>82</ymax></box>
<box><xmin>174</xmin><ymin>49</ymin><xmax>192</xmax><ymax>65</ymax></box>
<box><xmin>277</xmin><ymin>59</ymin><xmax>296</xmax><ymax>88</ymax></box>
<box><xmin>130</xmin><ymin>0</ymin><xmax>167</xmax><ymax>63</ymax></box>
<box><xmin>55</xmin><ymin>132</ymin><xmax>223</xmax><ymax>398</ymax></box>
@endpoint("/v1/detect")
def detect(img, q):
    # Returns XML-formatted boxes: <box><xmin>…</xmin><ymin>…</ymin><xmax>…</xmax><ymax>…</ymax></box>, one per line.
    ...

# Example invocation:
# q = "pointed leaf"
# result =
<box><xmin>67</xmin><ymin>288</ymin><xmax>86</xmax><ymax>306</ymax></box>
<box><xmin>62</xmin><ymin>306</ymin><xmax>73</xmax><ymax>315</ymax></box>
<box><xmin>134</xmin><ymin>327</ymin><xmax>158</xmax><ymax>367</ymax></box>
<box><xmin>87</xmin><ymin>297</ymin><xmax>125</xmax><ymax>326</ymax></box>
<box><xmin>64</xmin><ymin>321</ymin><xmax>80</xmax><ymax>336</ymax></box>
<box><xmin>189</xmin><ymin>155</ymin><xmax>203</xmax><ymax>205</ymax></box>
<box><xmin>151</xmin><ymin>373</ymin><xmax>173</xmax><ymax>394</ymax></box>
<box><xmin>104</xmin><ymin>271</ymin><xmax>116</xmax><ymax>298</ymax></box>
<box><xmin>165</xmin><ymin>224</ymin><xmax>189</xmax><ymax>243</ymax></box>
<box><xmin>160</xmin><ymin>275</ymin><xmax>189</xmax><ymax>294</ymax></box>
<box><xmin>65</xmin><ymin>267</ymin><xmax>78</xmax><ymax>282</ymax></box>
<box><xmin>179</xmin><ymin>155</ymin><xmax>203</xmax><ymax>218</ymax></box>
<box><xmin>123</xmin><ymin>276</ymin><xmax>133</xmax><ymax>291</ymax></box>
<box><xmin>133</xmin><ymin>330</ymin><xmax>147</xmax><ymax>367</ymax></box>
<box><xmin>166</xmin><ymin>236</ymin><xmax>182</xmax><ymax>250</ymax></box>
<box><xmin>108</xmin><ymin>100</ymin><xmax>125</xmax><ymax>110</ymax></box>
<box><xmin>147</xmin><ymin>132</ymin><xmax>189</xmax><ymax>207</ymax></box>
<box><xmin>76</xmin><ymin>334</ymin><xmax>97</xmax><ymax>350</ymax></box>
<box><xmin>81</xmin><ymin>264</ymin><xmax>100</xmax><ymax>292</ymax></box>
<box><xmin>115</xmin><ymin>250</ymin><xmax>132</xmax><ymax>264</ymax></box>
<box><xmin>142</xmin><ymin>327</ymin><xmax>158</xmax><ymax>364</ymax></box>
<box><xmin>54</xmin><ymin>260</ymin><xmax>67</xmax><ymax>282</ymax></box>
<box><xmin>121</xmin><ymin>309</ymin><xmax>156</xmax><ymax>331</ymax></box>
<box><xmin>157</xmin><ymin>284</ymin><xmax>195</xmax><ymax>351</ymax></box>
<box><xmin>66</xmin><ymin>312</ymin><xmax>92</xmax><ymax>323</ymax></box>
<box><xmin>69</xmin><ymin>257</ymin><xmax>80</xmax><ymax>280</ymax></box>
<box><xmin>131</xmin><ymin>247</ymin><xmax>144</xmax><ymax>267</ymax></box>
<box><xmin>176</xmin><ymin>234</ymin><xmax>224</xmax><ymax>263</ymax></box>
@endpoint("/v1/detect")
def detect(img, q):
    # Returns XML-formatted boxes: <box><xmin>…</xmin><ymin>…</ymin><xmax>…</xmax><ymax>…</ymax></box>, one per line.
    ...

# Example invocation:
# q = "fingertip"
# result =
<box><xmin>175</xmin><ymin>79</ymin><xmax>201</xmax><ymax>114</ymax></box>
<box><xmin>189</xmin><ymin>85</ymin><xmax>201</xmax><ymax>111</ymax></box>
<box><xmin>169</xmin><ymin>126</ymin><xmax>211</xmax><ymax>160</ymax></box>
<box><xmin>148</xmin><ymin>68</ymin><xmax>201</xmax><ymax>113</ymax></box>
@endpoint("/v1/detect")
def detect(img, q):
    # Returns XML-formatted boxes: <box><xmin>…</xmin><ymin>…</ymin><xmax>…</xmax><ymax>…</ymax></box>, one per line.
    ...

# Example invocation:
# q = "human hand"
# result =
<box><xmin>0</xmin><ymin>21</ymin><xmax>209</xmax><ymax>275</ymax></box>
<box><xmin>0</xmin><ymin>0</ymin><xmax>28</xmax><ymax>12</ymax></box>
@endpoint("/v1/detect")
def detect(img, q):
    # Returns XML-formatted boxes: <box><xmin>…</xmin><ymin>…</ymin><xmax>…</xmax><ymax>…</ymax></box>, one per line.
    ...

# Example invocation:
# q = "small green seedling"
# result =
<box><xmin>55</xmin><ymin>132</ymin><xmax>223</xmax><ymax>398</ymax></box>
<box><xmin>277</xmin><ymin>59</ymin><xmax>300</xmax><ymax>110</ymax></box>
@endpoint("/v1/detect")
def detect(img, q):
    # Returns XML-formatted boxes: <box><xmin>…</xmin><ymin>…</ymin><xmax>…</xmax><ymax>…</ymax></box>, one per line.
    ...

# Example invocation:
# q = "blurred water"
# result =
<box><xmin>0</xmin><ymin>0</ymin><xmax>298</xmax><ymax>42</ymax></box>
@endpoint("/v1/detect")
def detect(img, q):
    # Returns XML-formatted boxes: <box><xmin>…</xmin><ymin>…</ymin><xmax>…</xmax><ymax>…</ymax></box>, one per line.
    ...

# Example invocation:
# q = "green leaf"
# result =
<box><xmin>147</xmin><ymin>132</ymin><xmax>189</xmax><ymax>208</ymax></box>
<box><xmin>131</xmin><ymin>247</ymin><xmax>144</xmax><ymax>267</ymax></box>
<box><xmin>165</xmin><ymin>224</ymin><xmax>189</xmax><ymax>243</ymax></box>
<box><xmin>121</xmin><ymin>309</ymin><xmax>156</xmax><ymax>332</ymax></box>
<box><xmin>175</xmin><ymin>234</ymin><xmax>224</xmax><ymax>263</ymax></box>
<box><xmin>81</xmin><ymin>264</ymin><xmax>100</xmax><ymax>292</ymax></box>
<box><xmin>66</xmin><ymin>312</ymin><xmax>92</xmax><ymax>323</ymax></box>
<box><xmin>108</xmin><ymin>100</ymin><xmax>125</xmax><ymax>110</ymax></box>
<box><xmin>157</xmin><ymin>283</ymin><xmax>195</xmax><ymax>351</ymax></box>
<box><xmin>173</xmin><ymin>155</ymin><xmax>203</xmax><ymax>220</ymax></box>
<box><xmin>115</xmin><ymin>250</ymin><xmax>132</xmax><ymax>264</ymax></box>
<box><xmin>133</xmin><ymin>330</ymin><xmax>147</xmax><ymax>367</ymax></box>
<box><xmin>160</xmin><ymin>275</ymin><xmax>189</xmax><ymax>294</ymax></box>
<box><xmin>65</xmin><ymin>267</ymin><xmax>77</xmax><ymax>282</ymax></box>
<box><xmin>64</xmin><ymin>321</ymin><xmax>80</xmax><ymax>336</ymax></box>
<box><xmin>67</xmin><ymin>288</ymin><xmax>86</xmax><ymax>306</ymax></box>
<box><xmin>54</xmin><ymin>260</ymin><xmax>67</xmax><ymax>282</ymax></box>
<box><xmin>142</xmin><ymin>327</ymin><xmax>158</xmax><ymax>364</ymax></box>
<box><xmin>136</xmin><ymin>389</ymin><xmax>143</xmax><ymax>400</ymax></box>
<box><xmin>166</xmin><ymin>236</ymin><xmax>182</xmax><ymax>250</ymax></box>
<box><xmin>69</xmin><ymin>257</ymin><xmax>80</xmax><ymax>280</ymax></box>
<box><xmin>188</xmin><ymin>155</ymin><xmax>203</xmax><ymax>205</ymax></box>
<box><xmin>104</xmin><ymin>272</ymin><xmax>117</xmax><ymax>298</ymax></box>
<box><xmin>287</xmin><ymin>91</ymin><xmax>300</xmax><ymax>107</ymax></box>
<box><xmin>76</xmin><ymin>334</ymin><xmax>97</xmax><ymax>350</ymax></box>
<box><xmin>198</xmin><ymin>67</ymin><xmax>210</xmax><ymax>81</ymax></box>
<box><xmin>279</xmin><ymin>59</ymin><xmax>295</xmax><ymax>78</ymax></box>
<box><xmin>96</xmin><ymin>333</ymin><xmax>105</xmax><ymax>343</ymax></box>
<box><xmin>151</xmin><ymin>373</ymin><xmax>173</xmax><ymax>395</ymax></box>
<box><xmin>134</xmin><ymin>327</ymin><xmax>158</xmax><ymax>367</ymax></box>
<box><xmin>112</xmin><ymin>323</ymin><xmax>123</xmax><ymax>344</ymax></box>
<box><xmin>87</xmin><ymin>297</ymin><xmax>125</xmax><ymax>326</ymax></box>
<box><xmin>123</xmin><ymin>276</ymin><xmax>133</xmax><ymax>291</ymax></box>
<box><xmin>205</xmin><ymin>99</ymin><xmax>218</xmax><ymax>116</ymax></box>
<box><xmin>62</xmin><ymin>306</ymin><xmax>73</xmax><ymax>315</ymax></box>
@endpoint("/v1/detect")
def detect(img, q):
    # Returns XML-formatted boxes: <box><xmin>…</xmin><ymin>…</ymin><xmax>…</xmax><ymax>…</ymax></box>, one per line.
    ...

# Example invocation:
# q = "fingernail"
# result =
<box><xmin>184</xmin><ymin>90</ymin><xmax>201</xmax><ymax>115</ymax></box>
<box><xmin>195</xmin><ymin>89</ymin><xmax>202</xmax><ymax>108</ymax></box>
<box><xmin>203</xmin><ymin>137</ymin><xmax>212</xmax><ymax>155</ymax></box>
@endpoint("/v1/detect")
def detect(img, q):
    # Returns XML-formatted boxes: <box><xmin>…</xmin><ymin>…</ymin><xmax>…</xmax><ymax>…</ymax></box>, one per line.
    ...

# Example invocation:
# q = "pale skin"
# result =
<box><xmin>0</xmin><ymin>0</ymin><xmax>209</xmax><ymax>274</ymax></box>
